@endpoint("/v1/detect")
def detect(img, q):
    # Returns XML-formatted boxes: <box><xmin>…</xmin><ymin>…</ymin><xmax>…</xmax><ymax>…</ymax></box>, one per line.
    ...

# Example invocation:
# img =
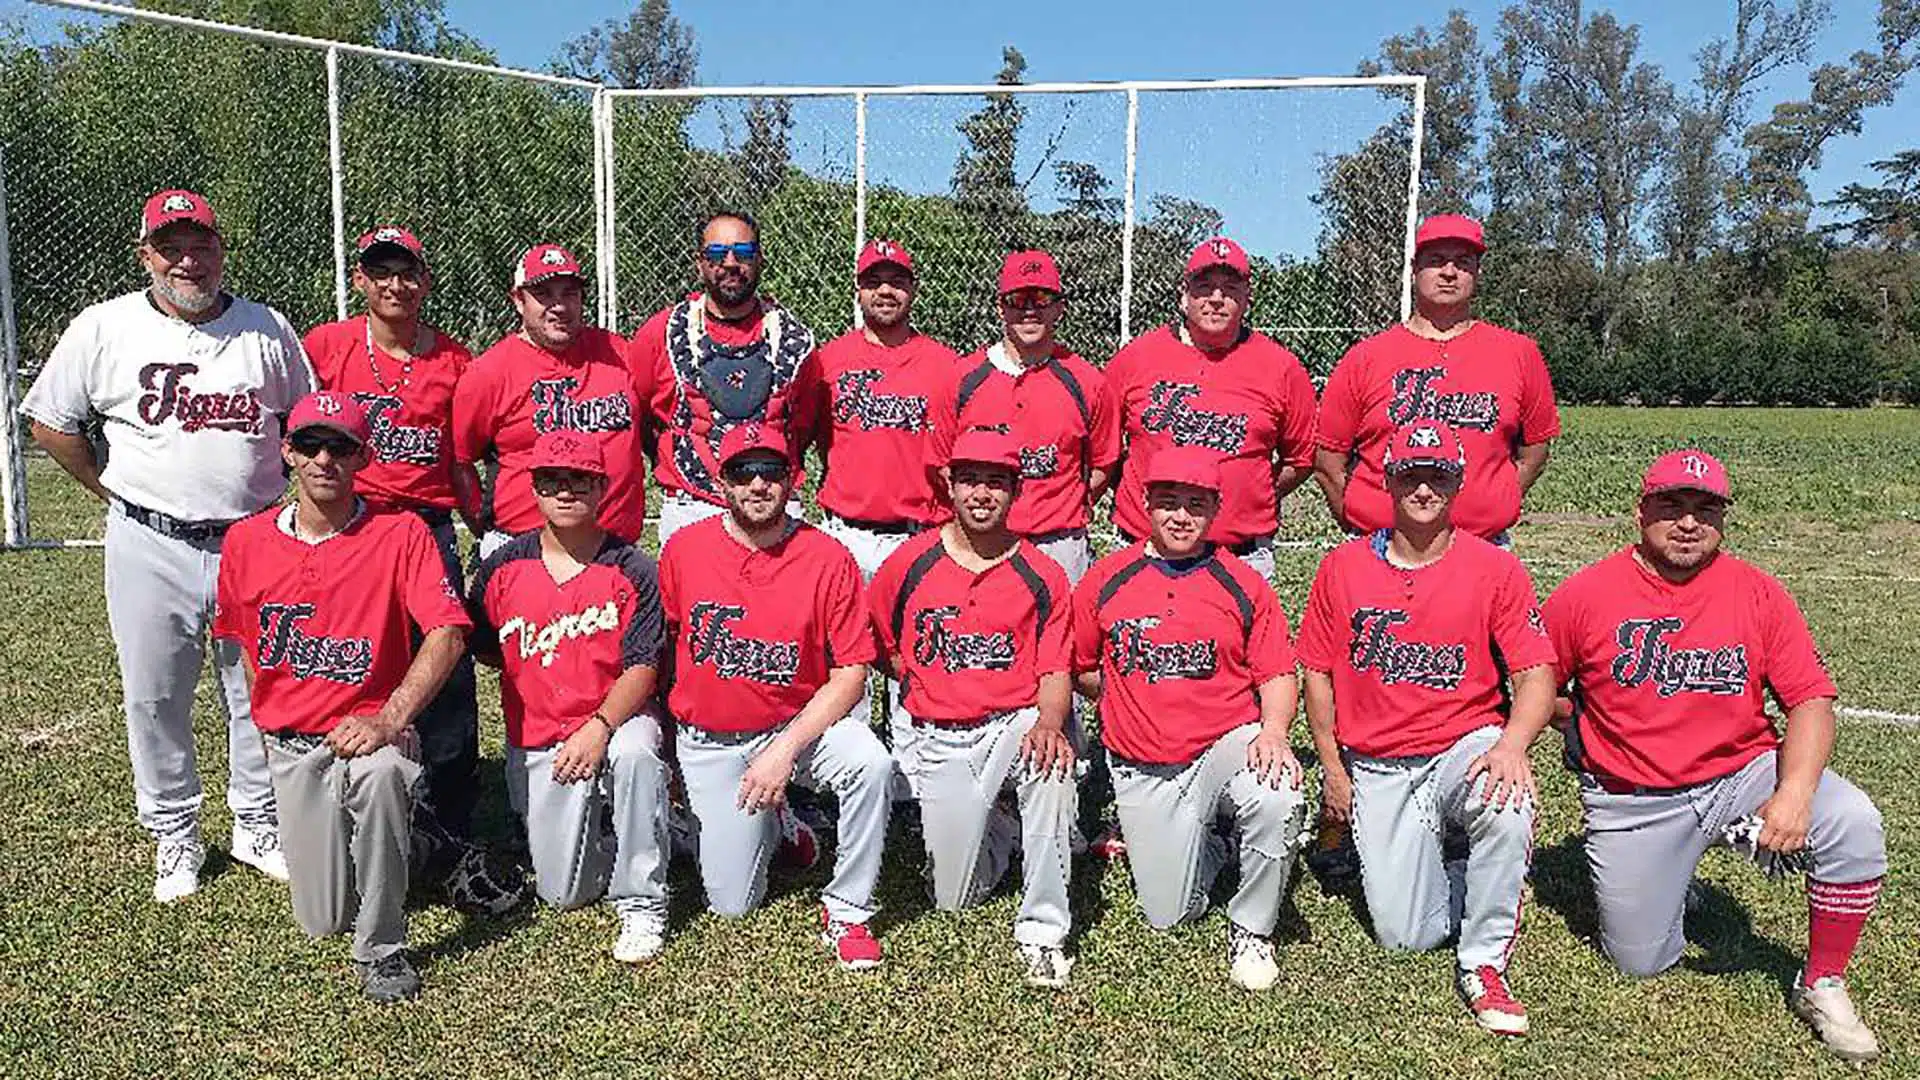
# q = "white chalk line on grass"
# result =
<box><xmin>1837</xmin><ymin>706</ymin><xmax>1920</xmax><ymax>727</ymax></box>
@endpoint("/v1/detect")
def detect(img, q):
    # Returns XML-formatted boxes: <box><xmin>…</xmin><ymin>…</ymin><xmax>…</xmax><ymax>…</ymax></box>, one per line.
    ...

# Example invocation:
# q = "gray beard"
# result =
<box><xmin>150</xmin><ymin>271</ymin><xmax>221</xmax><ymax>314</ymax></box>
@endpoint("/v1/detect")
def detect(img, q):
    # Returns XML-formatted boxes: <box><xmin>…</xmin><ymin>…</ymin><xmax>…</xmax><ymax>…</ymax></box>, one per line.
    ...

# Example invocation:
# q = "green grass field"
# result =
<box><xmin>3</xmin><ymin>406</ymin><xmax>1917</xmax><ymax>1078</ymax></box>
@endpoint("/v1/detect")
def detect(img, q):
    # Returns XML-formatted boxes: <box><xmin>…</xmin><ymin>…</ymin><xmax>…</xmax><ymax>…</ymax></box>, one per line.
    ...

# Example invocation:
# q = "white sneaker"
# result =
<box><xmin>1227</xmin><ymin>921</ymin><xmax>1279</xmax><ymax>991</ymax></box>
<box><xmin>1791</xmin><ymin>974</ymin><xmax>1880</xmax><ymax>1062</ymax></box>
<box><xmin>613</xmin><ymin>913</ymin><xmax>666</xmax><ymax>964</ymax></box>
<box><xmin>152</xmin><ymin>839</ymin><xmax>207</xmax><ymax>903</ymax></box>
<box><xmin>230</xmin><ymin>823</ymin><xmax>290</xmax><ymax>883</ymax></box>
<box><xmin>1017</xmin><ymin>943</ymin><xmax>1073</xmax><ymax>989</ymax></box>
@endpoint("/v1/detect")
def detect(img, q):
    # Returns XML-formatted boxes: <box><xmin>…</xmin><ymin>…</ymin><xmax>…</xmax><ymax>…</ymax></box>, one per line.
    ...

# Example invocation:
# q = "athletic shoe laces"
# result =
<box><xmin>1471</xmin><ymin>966</ymin><xmax>1521</xmax><ymax>1012</ymax></box>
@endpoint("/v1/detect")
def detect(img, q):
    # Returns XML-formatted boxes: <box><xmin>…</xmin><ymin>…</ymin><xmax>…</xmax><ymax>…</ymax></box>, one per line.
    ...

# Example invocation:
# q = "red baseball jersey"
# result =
<box><xmin>1296</xmin><ymin>531</ymin><xmax>1556</xmax><ymax>758</ymax></box>
<box><xmin>1317</xmin><ymin>322</ymin><xmax>1559</xmax><ymax>537</ymax></box>
<box><xmin>303</xmin><ymin>316</ymin><xmax>472</xmax><ymax>512</ymax></box>
<box><xmin>814</xmin><ymin>329</ymin><xmax>958</xmax><ymax>525</ymax></box>
<box><xmin>658</xmin><ymin>516</ymin><xmax>876</xmax><ymax>733</ymax></box>
<box><xmin>868</xmin><ymin>530</ymin><xmax>1071</xmax><ymax>722</ymax></box>
<box><xmin>451</xmin><ymin>329</ymin><xmax>645</xmax><ymax>542</ymax></box>
<box><xmin>467</xmin><ymin>533</ymin><xmax>665</xmax><ymax>750</ymax></box>
<box><xmin>1107</xmin><ymin>325</ymin><xmax>1318</xmax><ymax>545</ymax></box>
<box><xmin>926</xmin><ymin>346</ymin><xmax>1121</xmax><ymax>535</ymax></box>
<box><xmin>1072</xmin><ymin>543</ymin><xmax>1295</xmax><ymax>766</ymax></box>
<box><xmin>628</xmin><ymin>300</ymin><xmax>822</xmax><ymax>506</ymax></box>
<box><xmin>213</xmin><ymin>507</ymin><xmax>470</xmax><ymax>735</ymax></box>
<box><xmin>1544</xmin><ymin>548</ymin><xmax>1836</xmax><ymax>789</ymax></box>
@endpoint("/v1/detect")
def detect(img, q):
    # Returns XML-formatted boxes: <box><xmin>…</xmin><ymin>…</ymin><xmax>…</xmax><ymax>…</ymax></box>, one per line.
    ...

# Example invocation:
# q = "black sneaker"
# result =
<box><xmin>444</xmin><ymin>846</ymin><xmax>529</xmax><ymax>917</ymax></box>
<box><xmin>356</xmin><ymin>952</ymin><xmax>421</xmax><ymax>1003</ymax></box>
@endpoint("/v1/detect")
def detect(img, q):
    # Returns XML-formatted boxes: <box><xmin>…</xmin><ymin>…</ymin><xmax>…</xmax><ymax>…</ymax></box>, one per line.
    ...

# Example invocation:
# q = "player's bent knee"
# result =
<box><xmin>1374</xmin><ymin>921</ymin><xmax>1448</xmax><ymax>953</ymax></box>
<box><xmin>1817</xmin><ymin>784</ymin><xmax>1887</xmax><ymax>879</ymax></box>
<box><xmin>1605</xmin><ymin>941</ymin><xmax>1681</xmax><ymax>980</ymax></box>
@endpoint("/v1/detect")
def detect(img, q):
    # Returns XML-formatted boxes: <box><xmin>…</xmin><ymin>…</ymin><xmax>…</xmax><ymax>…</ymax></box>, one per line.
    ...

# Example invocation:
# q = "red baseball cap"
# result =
<box><xmin>947</xmin><ymin>429</ymin><xmax>1021</xmax><ymax>471</ymax></box>
<box><xmin>1144</xmin><ymin>446</ymin><xmax>1224</xmax><ymax>493</ymax></box>
<box><xmin>514</xmin><ymin>244</ymin><xmax>584</xmax><ymax>288</ymax></box>
<box><xmin>357</xmin><ymin>226</ymin><xmax>427</xmax><ymax>268</ymax></box>
<box><xmin>717</xmin><ymin>423</ymin><xmax>790</xmax><ymax>468</ymax></box>
<box><xmin>998</xmin><ymin>250</ymin><xmax>1063</xmax><ymax>296</ymax></box>
<box><xmin>529</xmin><ymin>431</ymin><xmax>607</xmax><ymax>477</ymax></box>
<box><xmin>139</xmin><ymin>189</ymin><xmax>218</xmax><ymax>241</ymax></box>
<box><xmin>857</xmin><ymin>238</ymin><xmax>914</xmax><ymax>276</ymax></box>
<box><xmin>1383</xmin><ymin>421</ymin><xmax>1467</xmax><ymax>475</ymax></box>
<box><xmin>1641</xmin><ymin>449</ymin><xmax>1732</xmax><ymax>502</ymax></box>
<box><xmin>1186</xmin><ymin>236</ymin><xmax>1250</xmax><ymax>278</ymax></box>
<box><xmin>287</xmin><ymin>391</ymin><xmax>371</xmax><ymax>446</ymax></box>
<box><xmin>1414</xmin><ymin>214</ymin><xmax>1486</xmax><ymax>254</ymax></box>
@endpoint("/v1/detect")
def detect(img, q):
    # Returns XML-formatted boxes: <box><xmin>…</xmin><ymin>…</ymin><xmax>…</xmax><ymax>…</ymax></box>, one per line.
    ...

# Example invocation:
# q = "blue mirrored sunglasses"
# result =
<box><xmin>700</xmin><ymin>241</ymin><xmax>760</xmax><ymax>263</ymax></box>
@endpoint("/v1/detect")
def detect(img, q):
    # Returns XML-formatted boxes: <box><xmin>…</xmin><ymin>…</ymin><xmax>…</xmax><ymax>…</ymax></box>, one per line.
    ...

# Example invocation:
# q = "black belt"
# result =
<box><xmin>116</xmin><ymin>499</ymin><xmax>240</xmax><ymax>542</ymax></box>
<box><xmin>1117</xmin><ymin>527</ymin><xmax>1271</xmax><ymax>556</ymax></box>
<box><xmin>412</xmin><ymin>506</ymin><xmax>454</xmax><ymax>529</ymax></box>
<box><xmin>1587</xmin><ymin>772</ymin><xmax>1696</xmax><ymax>797</ymax></box>
<box><xmin>1025</xmin><ymin>526</ymin><xmax>1087</xmax><ymax>544</ymax></box>
<box><xmin>836</xmin><ymin>515</ymin><xmax>925</xmax><ymax>536</ymax></box>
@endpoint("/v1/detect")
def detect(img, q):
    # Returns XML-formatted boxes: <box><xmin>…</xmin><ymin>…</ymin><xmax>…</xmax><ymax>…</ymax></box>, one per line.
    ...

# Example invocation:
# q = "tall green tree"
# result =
<box><xmin>553</xmin><ymin>0</ymin><xmax>696</xmax><ymax>88</ymax></box>
<box><xmin>1358</xmin><ymin>9</ymin><xmax>1483</xmax><ymax>215</ymax></box>
<box><xmin>952</xmin><ymin>46</ymin><xmax>1029</xmax><ymax>246</ymax></box>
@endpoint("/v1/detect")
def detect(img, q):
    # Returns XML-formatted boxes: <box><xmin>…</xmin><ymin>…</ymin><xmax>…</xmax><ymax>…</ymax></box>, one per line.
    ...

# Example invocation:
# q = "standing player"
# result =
<box><xmin>868</xmin><ymin>430</ymin><xmax>1077</xmax><ymax>988</ymax></box>
<box><xmin>20</xmin><ymin>189</ymin><xmax>312</xmax><ymax>901</ymax></box>
<box><xmin>630</xmin><ymin>212</ymin><xmax>822</xmax><ymax>544</ymax></box>
<box><xmin>1299</xmin><ymin>421</ymin><xmax>1555</xmax><ymax>1036</ymax></box>
<box><xmin>453</xmin><ymin>244</ymin><xmax>645</xmax><ymax>558</ymax></box>
<box><xmin>213</xmin><ymin>391</ymin><xmax>470</xmax><ymax>1002</ymax></box>
<box><xmin>303</xmin><ymin>226</ymin><xmax>522</xmax><ymax>916</ymax></box>
<box><xmin>927</xmin><ymin>249</ymin><xmax>1120</xmax><ymax>584</ymax></box>
<box><xmin>1107</xmin><ymin>237</ymin><xmax>1318</xmax><ymax>582</ymax></box>
<box><xmin>467</xmin><ymin>432</ymin><xmax>671</xmax><ymax>964</ymax></box>
<box><xmin>659</xmin><ymin>426</ymin><xmax>894</xmax><ymax>969</ymax></box>
<box><xmin>1313</xmin><ymin>215</ymin><xmax>1559</xmax><ymax>544</ymax></box>
<box><xmin>813</xmin><ymin>238</ymin><xmax>959</xmax><ymax>788</ymax></box>
<box><xmin>1072</xmin><ymin>448</ymin><xmax>1307</xmax><ymax>992</ymax></box>
<box><xmin>1544</xmin><ymin>451</ymin><xmax>1886</xmax><ymax>1062</ymax></box>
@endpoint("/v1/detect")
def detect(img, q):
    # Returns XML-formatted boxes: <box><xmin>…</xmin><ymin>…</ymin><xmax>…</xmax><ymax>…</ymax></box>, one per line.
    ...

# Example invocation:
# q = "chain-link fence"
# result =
<box><xmin>2</xmin><ymin>1</ymin><xmax>1423</xmax><ymax>548</ymax></box>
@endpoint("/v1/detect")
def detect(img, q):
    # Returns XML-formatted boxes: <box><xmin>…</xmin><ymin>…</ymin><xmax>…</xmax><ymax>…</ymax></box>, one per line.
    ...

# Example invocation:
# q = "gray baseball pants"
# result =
<box><xmin>910</xmin><ymin>707</ymin><xmax>1076</xmax><ymax>947</ymax></box>
<box><xmin>676</xmin><ymin>715</ymin><xmax>893</xmax><ymax>923</ymax></box>
<box><xmin>1110</xmin><ymin>722</ymin><xmax>1307</xmax><ymax>935</ymax></box>
<box><xmin>1346</xmin><ymin>725</ymin><xmax>1534</xmax><ymax>971</ymax></box>
<box><xmin>1580</xmin><ymin>748</ymin><xmax>1886</xmax><ymax>978</ymax></box>
<box><xmin>820</xmin><ymin>513</ymin><xmax>920</xmax><ymax>796</ymax></box>
<box><xmin>263</xmin><ymin>733</ymin><xmax>419</xmax><ymax>963</ymax></box>
<box><xmin>105</xmin><ymin>504</ymin><xmax>274</xmax><ymax>843</ymax></box>
<box><xmin>1029</xmin><ymin>528</ymin><xmax>1092</xmax><ymax>586</ymax></box>
<box><xmin>506</xmin><ymin>713</ymin><xmax>670</xmax><ymax>926</ymax></box>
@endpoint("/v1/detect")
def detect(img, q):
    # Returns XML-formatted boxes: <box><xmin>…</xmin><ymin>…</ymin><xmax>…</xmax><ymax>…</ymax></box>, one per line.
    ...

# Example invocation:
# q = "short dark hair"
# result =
<box><xmin>698</xmin><ymin>210</ymin><xmax>760</xmax><ymax>247</ymax></box>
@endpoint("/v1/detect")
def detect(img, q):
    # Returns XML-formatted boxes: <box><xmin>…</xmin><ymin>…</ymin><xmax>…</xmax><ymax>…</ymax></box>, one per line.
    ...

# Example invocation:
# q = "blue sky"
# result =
<box><xmin>436</xmin><ymin>0</ymin><xmax>1915</xmax><ymax>259</ymax></box>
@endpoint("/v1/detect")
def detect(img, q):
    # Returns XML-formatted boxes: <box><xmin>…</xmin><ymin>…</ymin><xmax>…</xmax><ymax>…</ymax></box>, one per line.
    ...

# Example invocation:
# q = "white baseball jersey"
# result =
<box><xmin>20</xmin><ymin>291</ymin><xmax>315</xmax><ymax>521</ymax></box>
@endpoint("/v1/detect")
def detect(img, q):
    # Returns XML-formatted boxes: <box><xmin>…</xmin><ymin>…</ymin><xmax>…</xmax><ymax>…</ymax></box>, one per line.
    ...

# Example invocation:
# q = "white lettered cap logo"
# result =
<box><xmin>1408</xmin><ymin>425</ymin><xmax>1442</xmax><ymax>448</ymax></box>
<box><xmin>875</xmin><ymin>241</ymin><xmax>894</xmax><ymax>256</ymax></box>
<box><xmin>375</xmin><ymin>227</ymin><xmax>402</xmax><ymax>242</ymax></box>
<box><xmin>541</xmin><ymin>248</ymin><xmax>567</xmax><ymax>266</ymax></box>
<box><xmin>1683</xmin><ymin>454</ymin><xmax>1708</xmax><ymax>478</ymax></box>
<box><xmin>315</xmin><ymin>395</ymin><xmax>342</xmax><ymax>416</ymax></box>
<box><xmin>1211</xmin><ymin>239</ymin><xmax>1231</xmax><ymax>257</ymax></box>
<box><xmin>162</xmin><ymin>194</ymin><xmax>195</xmax><ymax>213</ymax></box>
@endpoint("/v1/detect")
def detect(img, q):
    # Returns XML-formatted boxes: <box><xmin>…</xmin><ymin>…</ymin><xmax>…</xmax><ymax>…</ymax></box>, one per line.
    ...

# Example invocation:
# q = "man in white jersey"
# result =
<box><xmin>20</xmin><ymin>189</ymin><xmax>316</xmax><ymax>902</ymax></box>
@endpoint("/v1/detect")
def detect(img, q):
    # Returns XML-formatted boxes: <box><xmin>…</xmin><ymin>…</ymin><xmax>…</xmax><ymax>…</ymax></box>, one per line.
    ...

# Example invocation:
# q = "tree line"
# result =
<box><xmin>4</xmin><ymin>0</ymin><xmax>1917</xmax><ymax>404</ymax></box>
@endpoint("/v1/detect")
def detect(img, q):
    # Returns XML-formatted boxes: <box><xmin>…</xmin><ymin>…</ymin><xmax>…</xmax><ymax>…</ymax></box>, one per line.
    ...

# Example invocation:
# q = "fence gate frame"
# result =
<box><xmin>6</xmin><ymin>0</ymin><xmax>1424</xmax><ymax>551</ymax></box>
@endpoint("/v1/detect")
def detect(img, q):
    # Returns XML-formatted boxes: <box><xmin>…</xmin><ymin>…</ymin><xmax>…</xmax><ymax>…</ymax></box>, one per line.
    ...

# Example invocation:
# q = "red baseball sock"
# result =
<box><xmin>1804</xmin><ymin>877</ymin><xmax>1882</xmax><ymax>985</ymax></box>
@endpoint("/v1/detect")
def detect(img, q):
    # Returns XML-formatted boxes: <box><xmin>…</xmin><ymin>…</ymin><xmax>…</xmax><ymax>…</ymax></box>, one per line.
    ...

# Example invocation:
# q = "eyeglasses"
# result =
<box><xmin>360</xmin><ymin>263</ymin><xmax>425</xmax><ymax>286</ymax></box>
<box><xmin>1414</xmin><ymin>251</ymin><xmax>1481</xmax><ymax>272</ymax></box>
<box><xmin>289</xmin><ymin>431</ymin><xmax>361</xmax><ymax>458</ymax></box>
<box><xmin>531</xmin><ymin>470</ymin><xmax>602</xmax><ymax>496</ymax></box>
<box><xmin>722</xmin><ymin>458</ymin><xmax>790</xmax><ymax>485</ymax></box>
<box><xmin>999</xmin><ymin>289</ymin><xmax>1060</xmax><ymax>312</ymax></box>
<box><xmin>700</xmin><ymin>241</ymin><xmax>760</xmax><ymax>264</ymax></box>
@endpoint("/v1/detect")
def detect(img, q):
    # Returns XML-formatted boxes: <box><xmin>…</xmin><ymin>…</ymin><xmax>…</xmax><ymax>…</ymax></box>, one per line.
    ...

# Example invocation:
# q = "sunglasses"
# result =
<box><xmin>700</xmin><ymin>241</ymin><xmax>760</xmax><ymax>264</ymax></box>
<box><xmin>722</xmin><ymin>458</ymin><xmax>790</xmax><ymax>485</ymax></box>
<box><xmin>289</xmin><ymin>431</ymin><xmax>362</xmax><ymax>458</ymax></box>
<box><xmin>531</xmin><ymin>470</ymin><xmax>602</xmax><ymax>496</ymax></box>
<box><xmin>1000</xmin><ymin>289</ymin><xmax>1060</xmax><ymax>312</ymax></box>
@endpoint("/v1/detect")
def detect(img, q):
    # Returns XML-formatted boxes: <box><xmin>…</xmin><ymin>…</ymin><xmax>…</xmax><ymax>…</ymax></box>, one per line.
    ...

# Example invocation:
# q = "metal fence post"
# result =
<box><xmin>1119</xmin><ymin>87</ymin><xmax>1139</xmax><ymax>348</ymax></box>
<box><xmin>0</xmin><ymin>142</ymin><xmax>29</xmax><ymax>546</ymax></box>
<box><xmin>1399</xmin><ymin>76</ymin><xmax>1427</xmax><ymax>323</ymax></box>
<box><xmin>853</xmin><ymin>90</ymin><xmax>868</xmax><ymax>330</ymax></box>
<box><xmin>592</xmin><ymin>89</ymin><xmax>612</xmax><ymax>330</ymax></box>
<box><xmin>325</xmin><ymin>45</ymin><xmax>348</xmax><ymax>320</ymax></box>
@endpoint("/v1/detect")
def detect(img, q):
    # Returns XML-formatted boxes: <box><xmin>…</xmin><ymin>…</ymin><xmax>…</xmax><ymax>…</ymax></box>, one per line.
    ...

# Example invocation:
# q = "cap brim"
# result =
<box><xmin>1186</xmin><ymin>261</ymin><xmax>1248</xmax><ymax>278</ymax></box>
<box><xmin>1642</xmin><ymin>482</ymin><xmax>1732</xmax><ymax>503</ymax></box>
<box><xmin>517</xmin><ymin>269</ymin><xmax>584</xmax><ymax>288</ymax></box>
<box><xmin>531</xmin><ymin>463</ymin><xmax>607</xmax><ymax>478</ymax></box>
<box><xmin>142</xmin><ymin>217</ymin><xmax>220</xmax><ymax>243</ymax></box>
<box><xmin>1385</xmin><ymin>459</ymin><xmax>1464</xmax><ymax>474</ymax></box>
<box><xmin>289</xmin><ymin>420</ymin><xmax>365</xmax><ymax>444</ymax></box>
<box><xmin>358</xmin><ymin>241</ymin><xmax>425</xmax><ymax>268</ymax></box>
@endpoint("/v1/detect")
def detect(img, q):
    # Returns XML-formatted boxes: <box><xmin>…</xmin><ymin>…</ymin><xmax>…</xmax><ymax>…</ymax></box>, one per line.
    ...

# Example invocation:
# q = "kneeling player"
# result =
<box><xmin>659</xmin><ymin>426</ymin><xmax>894</xmax><ymax>969</ymax></box>
<box><xmin>467</xmin><ymin>432</ymin><xmax>671</xmax><ymax>963</ymax></box>
<box><xmin>1300</xmin><ymin>422</ymin><xmax>1555</xmax><ymax>1036</ymax></box>
<box><xmin>1544</xmin><ymin>450</ymin><xmax>1886</xmax><ymax>1062</ymax></box>
<box><xmin>213</xmin><ymin>392</ymin><xmax>470</xmax><ymax>1002</ymax></box>
<box><xmin>1072</xmin><ymin>448</ymin><xmax>1306</xmax><ymax>991</ymax></box>
<box><xmin>869</xmin><ymin>430</ymin><xmax>1077</xmax><ymax>987</ymax></box>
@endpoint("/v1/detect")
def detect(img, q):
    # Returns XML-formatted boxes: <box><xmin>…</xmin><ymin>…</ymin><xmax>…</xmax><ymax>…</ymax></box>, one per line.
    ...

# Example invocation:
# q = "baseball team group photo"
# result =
<box><xmin>4</xmin><ymin>1</ymin><xmax>1918</xmax><ymax>1077</ymax></box>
